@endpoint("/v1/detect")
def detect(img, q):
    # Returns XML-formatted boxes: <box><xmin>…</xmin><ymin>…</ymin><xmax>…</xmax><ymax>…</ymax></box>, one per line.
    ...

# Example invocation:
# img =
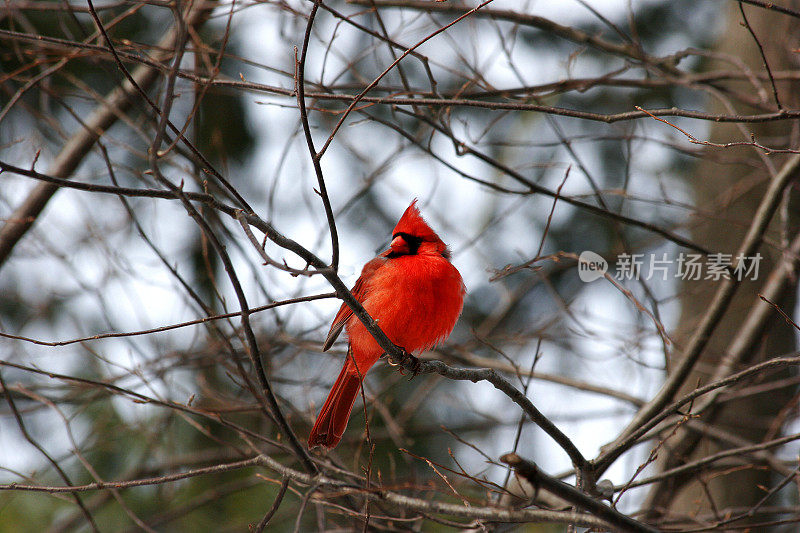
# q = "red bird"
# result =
<box><xmin>308</xmin><ymin>200</ymin><xmax>465</xmax><ymax>449</ymax></box>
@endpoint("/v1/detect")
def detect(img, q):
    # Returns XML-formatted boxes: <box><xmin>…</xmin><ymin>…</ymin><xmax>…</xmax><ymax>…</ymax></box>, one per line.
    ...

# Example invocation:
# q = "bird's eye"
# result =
<box><xmin>399</xmin><ymin>233</ymin><xmax>422</xmax><ymax>254</ymax></box>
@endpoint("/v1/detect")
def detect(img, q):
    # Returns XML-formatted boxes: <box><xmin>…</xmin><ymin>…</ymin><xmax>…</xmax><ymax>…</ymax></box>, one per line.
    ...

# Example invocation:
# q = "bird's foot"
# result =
<box><xmin>387</xmin><ymin>348</ymin><xmax>422</xmax><ymax>378</ymax></box>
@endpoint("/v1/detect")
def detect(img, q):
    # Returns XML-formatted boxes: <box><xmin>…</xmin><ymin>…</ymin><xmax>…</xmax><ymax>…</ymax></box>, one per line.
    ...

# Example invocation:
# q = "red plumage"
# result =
<box><xmin>308</xmin><ymin>200</ymin><xmax>465</xmax><ymax>449</ymax></box>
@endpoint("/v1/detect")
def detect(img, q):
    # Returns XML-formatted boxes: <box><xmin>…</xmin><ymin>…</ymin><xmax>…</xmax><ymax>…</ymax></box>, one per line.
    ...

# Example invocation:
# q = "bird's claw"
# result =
<box><xmin>387</xmin><ymin>348</ymin><xmax>422</xmax><ymax>378</ymax></box>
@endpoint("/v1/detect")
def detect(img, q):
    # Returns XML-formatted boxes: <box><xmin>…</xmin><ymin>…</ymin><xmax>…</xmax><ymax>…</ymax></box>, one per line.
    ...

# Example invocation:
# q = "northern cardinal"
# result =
<box><xmin>308</xmin><ymin>200</ymin><xmax>465</xmax><ymax>449</ymax></box>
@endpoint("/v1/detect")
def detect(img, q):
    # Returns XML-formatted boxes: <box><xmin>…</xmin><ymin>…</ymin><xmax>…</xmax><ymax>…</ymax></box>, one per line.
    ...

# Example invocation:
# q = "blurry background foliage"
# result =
<box><xmin>0</xmin><ymin>0</ymin><xmax>798</xmax><ymax>531</ymax></box>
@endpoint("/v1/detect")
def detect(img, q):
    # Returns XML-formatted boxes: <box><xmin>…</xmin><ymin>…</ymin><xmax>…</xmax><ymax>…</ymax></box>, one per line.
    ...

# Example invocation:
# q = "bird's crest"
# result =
<box><xmin>392</xmin><ymin>199</ymin><xmax>441</xmax><ymax>243</ymax></box>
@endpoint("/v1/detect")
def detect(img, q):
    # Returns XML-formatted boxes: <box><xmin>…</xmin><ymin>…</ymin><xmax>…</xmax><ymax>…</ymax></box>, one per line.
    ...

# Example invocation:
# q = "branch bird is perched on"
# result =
<box><xmin>309</xmin><ymin>200</ymin><xmax>465</xmax><ymax>449</ymax></box>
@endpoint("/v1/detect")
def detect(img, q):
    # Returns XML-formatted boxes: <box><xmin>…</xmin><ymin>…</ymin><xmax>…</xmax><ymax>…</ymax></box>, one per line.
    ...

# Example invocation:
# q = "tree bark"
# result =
<box><xmin>644</xmin><ymin>2</ymin><xmax>800</xmax><ymax>525</ymax></box>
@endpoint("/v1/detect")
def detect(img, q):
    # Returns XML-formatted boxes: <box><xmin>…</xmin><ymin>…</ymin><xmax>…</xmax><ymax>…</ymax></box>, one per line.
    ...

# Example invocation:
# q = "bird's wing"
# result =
<box><xmin>322</xmin><ymin>257</ymin><xmax>385</xmax><ymax>351</ymax></box>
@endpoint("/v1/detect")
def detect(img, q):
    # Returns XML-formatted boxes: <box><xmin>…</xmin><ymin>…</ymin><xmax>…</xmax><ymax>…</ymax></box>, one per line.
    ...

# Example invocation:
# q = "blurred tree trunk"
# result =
<box><xmin>644</xmin><ymin>2</ymin><xmax>800</xmax><ymax>524</ymax></box>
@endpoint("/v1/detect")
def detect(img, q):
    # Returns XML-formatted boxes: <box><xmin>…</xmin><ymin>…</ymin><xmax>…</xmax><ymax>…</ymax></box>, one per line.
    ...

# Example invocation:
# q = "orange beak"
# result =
<box><xmin>389</xmin><ymin>235</ymin><xmax>409</xmax><ymax>254</ymax></box>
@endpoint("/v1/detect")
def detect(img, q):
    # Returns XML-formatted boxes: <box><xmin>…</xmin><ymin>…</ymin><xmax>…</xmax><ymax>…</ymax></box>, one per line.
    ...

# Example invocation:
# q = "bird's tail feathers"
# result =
<box><xmin>308</xmin><ymin>358</ymin><xmax>363</xmax><ymax>449</ymax></box>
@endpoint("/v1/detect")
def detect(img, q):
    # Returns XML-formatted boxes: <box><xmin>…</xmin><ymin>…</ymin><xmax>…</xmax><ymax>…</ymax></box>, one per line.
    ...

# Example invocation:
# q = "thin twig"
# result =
<box><xmin>295</xmin><ymin>0</ymin><xmax>340</xmax><ymax>270</ymax></box>
<box><xmin>737</xmin><ymin>1</ymin><xmax>782</xmax><ymax>109</ymax></box>
<box><xmin>254</xmin><ymin>477</ymin><xmax>290</xmax><ymax>532</ymax></box>
<box><xmin>0</xmin><ymin>372</ymin><xmax>100</xmax><ymax>531</ymax></box>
